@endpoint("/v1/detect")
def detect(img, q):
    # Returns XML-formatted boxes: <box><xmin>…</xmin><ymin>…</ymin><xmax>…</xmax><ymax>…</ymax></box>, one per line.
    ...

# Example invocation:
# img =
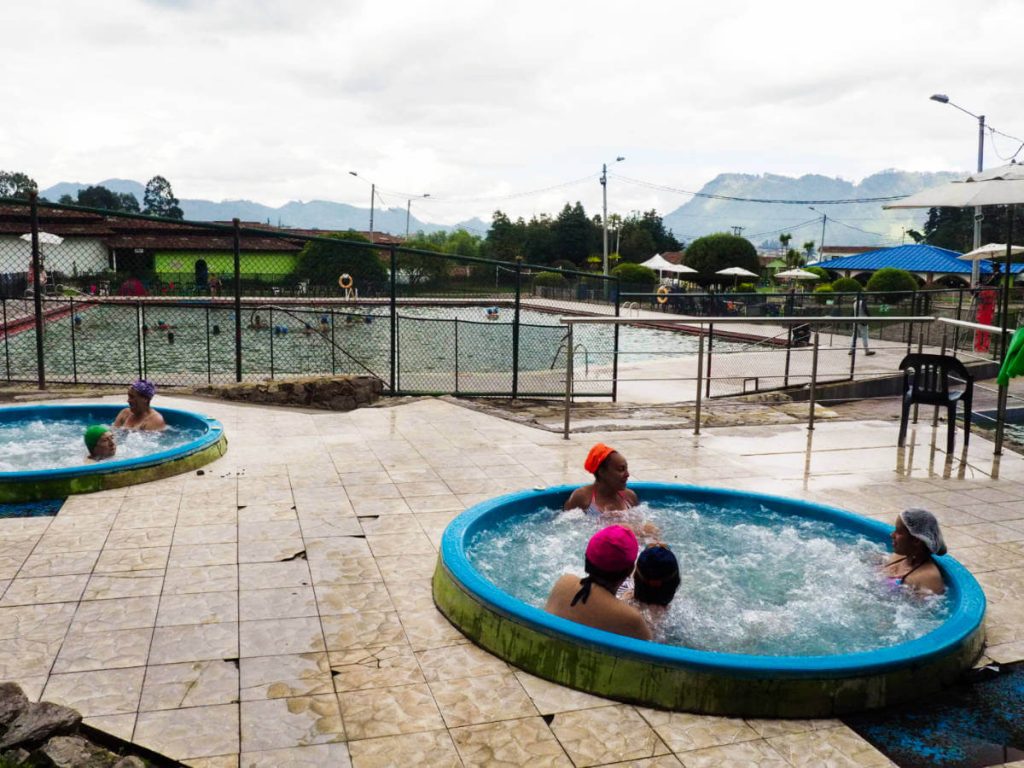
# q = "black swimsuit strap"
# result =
<box><xmin>900</xmin><ymin>559</ymin><xmax>927</xmax><ymax>584</ymax></box>
<box><xmin>570</xmin><ymin>577</ymin><xmax>594</xmax><ymax>607</ymax></box>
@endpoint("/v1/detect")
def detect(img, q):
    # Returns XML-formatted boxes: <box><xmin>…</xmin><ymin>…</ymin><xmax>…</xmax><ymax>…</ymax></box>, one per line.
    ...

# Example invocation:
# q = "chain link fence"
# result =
<box><xmin>0</xmin><ymin>196</ymin><xmax>622</xmax><ymax>397</ymax></box>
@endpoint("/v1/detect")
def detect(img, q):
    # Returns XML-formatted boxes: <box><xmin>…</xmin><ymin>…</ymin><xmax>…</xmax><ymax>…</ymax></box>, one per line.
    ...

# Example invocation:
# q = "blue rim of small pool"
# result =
<box><xmin>0</xmin><ymin>404</ymin><xmax>226</xmax><ymax>501</ymax></box>
<box><xmin>439</xmin><ymin>482</ymin><xmax>987</xmax><ymax>679</ymax></box>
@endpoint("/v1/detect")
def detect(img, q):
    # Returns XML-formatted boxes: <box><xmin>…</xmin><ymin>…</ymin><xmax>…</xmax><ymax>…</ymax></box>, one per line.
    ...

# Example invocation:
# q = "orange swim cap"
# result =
<box><xmin>584</xmin><ymin>443</ymin><xmax>616</xmax><ymax>474</ymax></box>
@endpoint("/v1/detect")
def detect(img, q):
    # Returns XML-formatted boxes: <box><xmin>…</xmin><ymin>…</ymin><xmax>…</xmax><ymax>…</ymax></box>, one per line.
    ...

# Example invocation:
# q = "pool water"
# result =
<box><xmin>466</xmin><ymin>499</ymin><xmax>950</xmax><ymax>656</ymax></box>
<box><xmin>3</xmin><ymin>303</ymin><xmax>743</xmax><ymax>386</ymax></box>
<box><xmin>0</xmin><ymin>498</ymin><xmax>63</xmax><ymax>518</ymax></box>
<box><xmin>0</xmin><ymin>418</ymin><xmax>206</xmax><ymax>472</ymax></box>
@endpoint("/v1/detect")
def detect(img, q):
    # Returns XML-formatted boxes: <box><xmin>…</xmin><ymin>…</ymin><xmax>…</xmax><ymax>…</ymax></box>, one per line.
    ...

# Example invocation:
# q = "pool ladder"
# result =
<box><xmin>550</xmin><ymin>339</ymin><xmax>589</xmax><ymax>377</ymax></box>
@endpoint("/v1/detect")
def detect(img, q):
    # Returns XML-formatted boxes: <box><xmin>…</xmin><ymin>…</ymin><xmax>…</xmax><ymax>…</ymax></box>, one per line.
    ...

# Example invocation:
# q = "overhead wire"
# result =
<box><xmin>609</xmin><ymin>173</ymin><xmax>907</xmax><ymax>204</ymax></box>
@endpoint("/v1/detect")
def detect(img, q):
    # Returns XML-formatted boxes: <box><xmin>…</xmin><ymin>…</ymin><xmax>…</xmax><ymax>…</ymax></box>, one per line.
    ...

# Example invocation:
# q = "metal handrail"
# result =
<box><xmin>551</xmin><ymin>338</ymin><xmax>590</xmax><ymax>377</ymax></box>
<box><xmin>560</xmin><ymin>315</ymin><xmax>937</xmax><ymax>440</ymax></box>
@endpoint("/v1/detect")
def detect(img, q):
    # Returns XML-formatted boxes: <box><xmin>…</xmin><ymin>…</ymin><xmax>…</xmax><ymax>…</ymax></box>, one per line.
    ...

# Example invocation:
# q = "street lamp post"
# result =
<box><xmin>348</xmin><ymin>171</ymin><xmax>376</xmax><ymax>244</ymax></box>
<box><xmin>601</xmin><ymin>157</ymin><xmax>625</xmax><ymax>276</ymax></box>
<box><xmin>808</xmin><ymin>206</ymin><xmax>827</xmax><ymax>263</ymax></box>
<box><xmin>405</xmin><ymin>193</ymin><xmax>430</xmax><ymax>240</ymax></box>
<box><xmin>930</xmin><ymin>94</ymin><xmax>985</xmax><ymax>286</ymax></box>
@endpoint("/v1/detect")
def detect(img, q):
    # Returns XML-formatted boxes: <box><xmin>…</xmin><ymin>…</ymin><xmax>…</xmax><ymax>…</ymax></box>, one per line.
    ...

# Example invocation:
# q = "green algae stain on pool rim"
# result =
<box><xmin>0</xmin><ymin>404</ymin><xmax>227</xmax><ymax>503</ymax></box>
<box><xmin>434</xmin><ymin>482</ymin><xmax>987</xmax><ymax>717</ymax></box>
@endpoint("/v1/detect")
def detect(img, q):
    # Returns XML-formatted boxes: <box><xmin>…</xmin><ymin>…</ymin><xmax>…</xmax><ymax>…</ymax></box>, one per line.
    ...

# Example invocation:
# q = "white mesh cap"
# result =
<box><xmin>899</xmin><ymin>508</ymin><xmax>947</xmax><ymax>556</ymax></box>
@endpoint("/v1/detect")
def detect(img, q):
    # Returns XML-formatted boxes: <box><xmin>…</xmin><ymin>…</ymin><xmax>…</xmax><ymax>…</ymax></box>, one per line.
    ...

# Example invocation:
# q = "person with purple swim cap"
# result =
<box><xmin>114</xmin><ymin>379</ymin><xmax>167</xmax><ymax>431</ymax></box>
<box><xmin>544</xmin><ymin>525</ymin><xmax>651</xmax><ymax>640</ymax></box>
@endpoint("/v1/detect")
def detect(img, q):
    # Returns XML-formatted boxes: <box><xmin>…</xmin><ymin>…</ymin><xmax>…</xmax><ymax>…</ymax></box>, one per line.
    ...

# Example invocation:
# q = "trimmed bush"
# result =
<box><xmin>831</xmin><ymin>277</ymin><xmax>863</xmax><ymax>293</ymax></box>
<box><xmin>804</xmin><ymin>266</ymin><xmax>831</xmax><ymax>281</ymax></box>
<box><xmin>534</xmin><ymin>271</ymin><xmax>568</xmax><ymax>287</ymax></box>
<box><xmin>610</xmin><ymin>262</ymin><xmax>658</xmax><ymax>288</ymax></box>
<box><xmin>735</xmin><ymin>282</ymin><xmax>757</xmax><ymax>293</ymax></box>
<box><xmin>866</xmin><ymin>267</ymin><xmax>918</xmax><ymax>302</ymax></box>
<box><xmin>684</xmin><ymin>233</ymin><xmax>759</xmax><ymax>285</ymax></box>
<box><xmin>813</xmin><ymin>283</ymin><xmax>834</xmax><ymax>304</ymax></box>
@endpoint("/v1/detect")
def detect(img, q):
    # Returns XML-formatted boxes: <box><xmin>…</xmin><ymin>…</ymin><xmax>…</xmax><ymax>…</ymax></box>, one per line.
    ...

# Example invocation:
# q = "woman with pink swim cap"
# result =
<box><xmin>544</xmin><ymin>525</ymin><xmax>651</xmax><ymax>641</ymax></box>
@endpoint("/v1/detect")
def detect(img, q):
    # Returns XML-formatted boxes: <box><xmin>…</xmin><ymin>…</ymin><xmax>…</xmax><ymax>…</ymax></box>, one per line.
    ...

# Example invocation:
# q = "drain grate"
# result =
<box><xmin>844</xmin><ymin>662</ymin><xmax>1024</xmax><ymax>768</ymax></box>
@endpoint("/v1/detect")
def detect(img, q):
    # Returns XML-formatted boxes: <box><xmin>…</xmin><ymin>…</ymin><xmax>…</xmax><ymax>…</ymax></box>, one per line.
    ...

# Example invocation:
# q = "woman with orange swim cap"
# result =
<box><xmin>563</xmin><ymin>443</ymin><xmax>638</xmax><ymax>516</ymax></box>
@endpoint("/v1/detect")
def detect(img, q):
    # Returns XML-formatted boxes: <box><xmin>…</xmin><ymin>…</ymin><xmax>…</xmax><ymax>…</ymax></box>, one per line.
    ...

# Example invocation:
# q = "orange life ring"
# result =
<box><xmin>338</xmin><ymin>273</ymin><xmax>353</xmax><ymax>290</ymax></box>
<box><xmin>656</xmin><ymin>286</ymin><xmax>669</xmax><ymax>305</ymax></box>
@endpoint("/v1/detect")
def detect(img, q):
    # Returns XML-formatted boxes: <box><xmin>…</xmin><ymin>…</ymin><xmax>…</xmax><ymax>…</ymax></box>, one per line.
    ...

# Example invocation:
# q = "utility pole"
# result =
<box><xmin>808</xmin><ymin>207</ymin><xmax>827</xmax><ymax>263</ymax></box>
<box><xmin>731</xmin><ymin>226</ymin><xmax>745</xmax><ymax>237</ymax></box>
<box><xmin>405</xmin><ymin>193</ymin><xmax>430</xmax><ymax>240</ymax></box>
<box><xmin>601</xmin><ymin>157</ymin><xmax>625</xmax><ymax>276</ymax></box>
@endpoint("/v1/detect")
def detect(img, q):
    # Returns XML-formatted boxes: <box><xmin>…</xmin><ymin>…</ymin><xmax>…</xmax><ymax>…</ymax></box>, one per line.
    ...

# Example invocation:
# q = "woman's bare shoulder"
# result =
<box><xmin>564</xmin><ymin>485</ymin><xmax>593</xmax><ymax>511</ymax></box>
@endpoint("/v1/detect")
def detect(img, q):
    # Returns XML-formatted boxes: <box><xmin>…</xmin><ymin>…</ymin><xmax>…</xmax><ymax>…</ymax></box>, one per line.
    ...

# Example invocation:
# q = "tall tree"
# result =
<box><xmin>552</xmin><ymin>202</ymin><xmax>595</xmax><ymax>266</ymax></box>
<box><xmin>779</xmin><ymin>233</ymin><xmax>792</xmax><ymax>255</ymax></box>
<box><xmin>802</xmin><ymin>240</ymin><xmax>815</xmax><ymax>262</ymax></box>
<box><xmin>143</xmin><ymin>175</ymin><xmax>183</xmax><ymax>219</ymax></box>
<box><xmin>0</xmin><ymin>171</ymin><xmax>38</xmax><ymax>200</ymax></box>
<box><xmin>618</xmin><ymin>210</ymin><xmax>680</xmax><ymax>262</ymax></box>
<box><xmin>75</xmin><ymin>185</ymin><xmax>140</xmax><ymax>213</ymax></box>
<box><xmin>485</xmin><ymin>210</ymin><xmax>525</xmax><ymax>261</ymax></box>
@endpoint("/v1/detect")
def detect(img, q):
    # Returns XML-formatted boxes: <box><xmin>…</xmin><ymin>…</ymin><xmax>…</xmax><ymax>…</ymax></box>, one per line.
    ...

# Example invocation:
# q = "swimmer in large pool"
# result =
<box><xmin>883</xmin><ymin>508</ymin><xmax>946</xmax><ymax>595</ymax></box>
<box><xmin>564</xmin><ymin>443</ymin><xmax>638</xmax><ymax>515</ymax></box>
<box><xmin>84</xmin><ymin>424</ymin><xmax>116</xmax><ymax>461</ymax></box>
<box><xmin>114</xmin><ymin>379</ymin><xmax>167</xmax><ymax>431</ymax></box>
<box><xmin>545</xmin><ymin>525</ymin><xmax>651</xmax><ymax>640</ymax></box>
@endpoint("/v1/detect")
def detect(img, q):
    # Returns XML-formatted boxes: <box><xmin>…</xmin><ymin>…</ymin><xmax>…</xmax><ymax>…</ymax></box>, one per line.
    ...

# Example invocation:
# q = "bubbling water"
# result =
<box><xmin>0</xmin><ymin>418</ymin><xmax>204</xmax><ymax>472</ymax></box>
<box><xmin>466</xmin><ymin>500</ymin><xmax>950</xmax><ymax>656</ymax></box>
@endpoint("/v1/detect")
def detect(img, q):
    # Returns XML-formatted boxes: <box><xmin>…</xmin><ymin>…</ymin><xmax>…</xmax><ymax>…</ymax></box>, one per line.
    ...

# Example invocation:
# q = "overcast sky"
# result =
<box><xmin>3</xmin><ymin>0</ymin><xmax>1021</xmax><ymax>225</ymax></box>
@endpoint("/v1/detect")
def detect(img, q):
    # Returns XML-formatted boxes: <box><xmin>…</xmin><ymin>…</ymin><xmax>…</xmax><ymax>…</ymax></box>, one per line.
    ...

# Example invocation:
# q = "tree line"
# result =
<box><xmin>0</xmin><ymin>171</ymin><xmax>183</xmax><ymax>219</ymax></box>
<box><xmin>482</xmin><ymin>203</ymin><xmax>681</xmax><ymax>268</ymax></box>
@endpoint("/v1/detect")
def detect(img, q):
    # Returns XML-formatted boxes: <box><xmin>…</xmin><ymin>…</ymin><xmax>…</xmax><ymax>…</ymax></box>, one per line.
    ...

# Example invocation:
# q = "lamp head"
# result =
<box><xmin>348</xmin><ymin>171</ymin><xmax>358</xmax><ymax>177</ymax></box>
<box><xmin>930</xmin><ymin>94</ymin><xmax>950</xmax><ymax>104</ymax></box>
<box><xmin>616</xmin><ymin>156</ymin><xmax>625</xmax><ymax>162</ymax></box>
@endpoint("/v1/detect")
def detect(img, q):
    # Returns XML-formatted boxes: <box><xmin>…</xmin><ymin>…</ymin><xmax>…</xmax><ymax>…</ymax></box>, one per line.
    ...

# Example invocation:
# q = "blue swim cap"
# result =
<box><xmin>320</xmin><ymin>315</ymin><xmax>328</xmax><ymax>323</ymax></box>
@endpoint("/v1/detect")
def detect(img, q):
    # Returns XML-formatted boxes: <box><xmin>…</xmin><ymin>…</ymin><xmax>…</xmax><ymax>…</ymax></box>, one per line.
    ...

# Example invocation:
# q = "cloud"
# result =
<box><xmin>1</xmin><ymin>0</ymin><xmax>1022</xmax><ymax>224</ymax></box>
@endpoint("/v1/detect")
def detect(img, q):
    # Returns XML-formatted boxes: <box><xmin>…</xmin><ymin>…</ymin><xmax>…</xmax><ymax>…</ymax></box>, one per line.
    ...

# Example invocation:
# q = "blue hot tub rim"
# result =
<box><xmin>0</xmin><ymin>403</ymin><xmax>224</xmax><ymax>483</ymax></box>
<box><xmin>440</xmin><ymin>481</ymin><xmax>987</xmax><ymax>680</ymax></box>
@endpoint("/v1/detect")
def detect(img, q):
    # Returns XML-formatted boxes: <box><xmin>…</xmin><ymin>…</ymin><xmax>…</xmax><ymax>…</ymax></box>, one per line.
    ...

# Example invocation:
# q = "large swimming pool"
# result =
<box><xmin>2</xmin><ymin>302</ymin><xmax>742</xmax><ymax>388</ymax></box>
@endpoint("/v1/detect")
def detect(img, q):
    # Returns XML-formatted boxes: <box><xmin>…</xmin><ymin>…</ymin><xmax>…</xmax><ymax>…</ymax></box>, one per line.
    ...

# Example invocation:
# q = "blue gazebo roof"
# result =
<box><xmin>817</xmin><ymin>244</ymin><xmax>1024</xmax><ymax>274</ymax></box>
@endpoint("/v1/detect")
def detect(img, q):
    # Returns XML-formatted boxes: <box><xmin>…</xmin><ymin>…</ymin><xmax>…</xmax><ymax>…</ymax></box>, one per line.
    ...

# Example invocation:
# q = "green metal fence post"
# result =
<box><xmin>233</xmin><ymin>218</ymin><xmax>242</xmax><ymax>382</ymax></box>
<box><xmin>454</xmin><ymin>317</ymin><xmax>460</xmax><ymax>396</ymax></box>
<box><xmin>29</xmin><ymin>193</ymin><xmax>45</xmax><ymax>389</ymax></box>
<box><xmin>2</xmin><ymin>300</ymin><xmax>10</xmax><ymax>382</ymax></box>
<box><xmin>269</xmin><ymin>308</ymin><xmax>275</xmax><ymax>379</ymax></box>
<box><xmin>136</xmin><ymin>302</ymin><xmax>143</xmax><ymax>380</ymax></box>
<box><xmin>612</xmin><ymin>278</ymin><xmax>621</xmax><ymax>402</ymax></box>
<box><xmin>512</xmin><ymin>258</ymin><xmax>522</xmax><ymax>399</ymax></box>
<box><xmin>205</xmin><ymin>306</ymin><xmax>212</xmax><ymax>384</ymax></box>
<box><xmin>69</xmin><ymin>296</ymin><xmax>77</xmax><ymax>384</ymax></box>
<box><xmin>390</xmin><ymin>245</ymin><xmax>397</xmax><ymax>394</ymax></box>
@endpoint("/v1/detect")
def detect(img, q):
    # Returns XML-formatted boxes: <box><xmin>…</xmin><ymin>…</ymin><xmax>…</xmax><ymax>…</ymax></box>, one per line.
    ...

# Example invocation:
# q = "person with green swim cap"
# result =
<box><xmin>84</xmin><ymin>425</ymin><xmax>116</xmax><ymax>461</ymax></box>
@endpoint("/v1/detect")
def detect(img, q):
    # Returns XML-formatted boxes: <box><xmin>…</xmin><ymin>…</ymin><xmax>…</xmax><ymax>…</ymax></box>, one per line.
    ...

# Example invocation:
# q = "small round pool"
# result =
<box><xmin>0</xmin><ymin>404</ymin><xmax>227</xmax><ymax>502</ymax></box>
<box><xmin>433</xmin><ymin>483</ymin><xmax>986</xmax><ymax>717</ymax></box>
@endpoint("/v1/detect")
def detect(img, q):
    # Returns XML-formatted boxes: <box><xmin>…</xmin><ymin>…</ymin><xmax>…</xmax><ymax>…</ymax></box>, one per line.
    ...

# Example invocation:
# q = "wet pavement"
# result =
<box><xmin>0</xmin><ymin>393</ymin><xmax>1023</xmax><ymax>766</ymax></box>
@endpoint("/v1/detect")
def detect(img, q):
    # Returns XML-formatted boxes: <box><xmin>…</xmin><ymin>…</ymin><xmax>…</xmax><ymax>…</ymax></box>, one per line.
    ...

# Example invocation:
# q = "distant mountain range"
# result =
<box><xmin>39</xmin><ymin>179</ymin><xmax>490</xmax><ymax>237</ymax></box>
<box><xmin>41</xmin><ymin>169</ymin><xmax>960</xmax><ymax>248</ymax></box>
<box><xmin>661</xmin><ymin>169</ymin><xmax>961</xmax><ymax>249</ymax></box>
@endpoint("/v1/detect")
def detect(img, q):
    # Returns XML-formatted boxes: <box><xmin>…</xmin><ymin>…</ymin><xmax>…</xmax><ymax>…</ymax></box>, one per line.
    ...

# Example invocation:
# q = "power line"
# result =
<box><xmin>375</xmin><ymin>173</ymin><xmax>600</xmax><ymax>206</ymax></box>
<box><xmin>610</xmin><ymin>173</ymin><xmax>907</xmax><ymax>204</ymax></box>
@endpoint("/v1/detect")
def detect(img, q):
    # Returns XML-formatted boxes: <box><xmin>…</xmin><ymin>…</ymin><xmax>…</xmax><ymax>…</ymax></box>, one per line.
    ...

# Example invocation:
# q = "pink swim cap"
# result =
<box><xmin>585</xmin><ymin>525</ymin><xmax>639</xmax><ymax>572</ymax></box>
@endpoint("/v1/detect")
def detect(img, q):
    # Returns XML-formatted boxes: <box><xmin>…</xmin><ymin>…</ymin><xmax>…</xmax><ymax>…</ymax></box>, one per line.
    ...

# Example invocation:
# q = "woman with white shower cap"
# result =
<box><xmin>882</xmin><ymin>508</ymin><xmax>947</xmax><ymax>595</ymax></box>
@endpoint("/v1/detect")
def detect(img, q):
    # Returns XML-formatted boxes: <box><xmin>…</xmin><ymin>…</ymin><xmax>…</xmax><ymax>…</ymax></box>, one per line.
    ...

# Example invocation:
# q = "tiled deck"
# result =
<box><xmin>2</xmin><ymin>395</ymin><xmax>1024</xmax><ymax>767</ymax></box>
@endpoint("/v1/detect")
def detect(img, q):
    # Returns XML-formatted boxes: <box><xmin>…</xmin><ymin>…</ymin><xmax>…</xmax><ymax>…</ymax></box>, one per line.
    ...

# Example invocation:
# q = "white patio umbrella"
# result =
<box><xmin>715</xmin><ymin>265</ymin><xmax>758</xmax><ymax>288</ymax></box>
<box><xmin>959</xmin><ymin>243</ymin><xmax>1024</xmax><ymax>261</ymax></box>
<box><xmin>774</xmin><ymin>268</ymin><xmax>820</xmax><ymax>280</ymax></box>
<box><xmin>20</xmin><ymin>232</ymin><xmax>63</xmax><ymax>245</ymax></box>
<box><xmin>662</xmin><ymin>262</ymin><xmax>698</xmax><ymax>275</ymax></box>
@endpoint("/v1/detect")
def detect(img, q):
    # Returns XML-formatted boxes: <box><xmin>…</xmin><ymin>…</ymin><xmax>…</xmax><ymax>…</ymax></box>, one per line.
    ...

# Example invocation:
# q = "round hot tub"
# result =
<box><xmin>433</xmin><ymin>482</ymin><xmax>986</xmax><ymax>717</ymax></box>
<box><xmin>0</xmin><ymin>404</ymin><xmax>227</xmax><ymax>502</ymax></box>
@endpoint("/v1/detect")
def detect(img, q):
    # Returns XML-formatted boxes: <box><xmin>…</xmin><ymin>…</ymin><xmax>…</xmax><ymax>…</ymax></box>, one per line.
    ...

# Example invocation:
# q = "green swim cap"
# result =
<box><xmin>84</xmin><ymin>424</ymin><xmax>110</xmax><ymax>453</ymax></box>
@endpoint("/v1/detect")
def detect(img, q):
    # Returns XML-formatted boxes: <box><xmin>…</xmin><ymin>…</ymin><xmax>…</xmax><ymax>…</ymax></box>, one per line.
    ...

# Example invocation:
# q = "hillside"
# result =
<box><xmin>38</xmin><ymin>179</ymin><xmax>488</xmax><ymax>236</ymax></box>
<box><xmin>661</xmin><ymin>170</ymin><xmax>962</xmax><ymax>248</ymax></box>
